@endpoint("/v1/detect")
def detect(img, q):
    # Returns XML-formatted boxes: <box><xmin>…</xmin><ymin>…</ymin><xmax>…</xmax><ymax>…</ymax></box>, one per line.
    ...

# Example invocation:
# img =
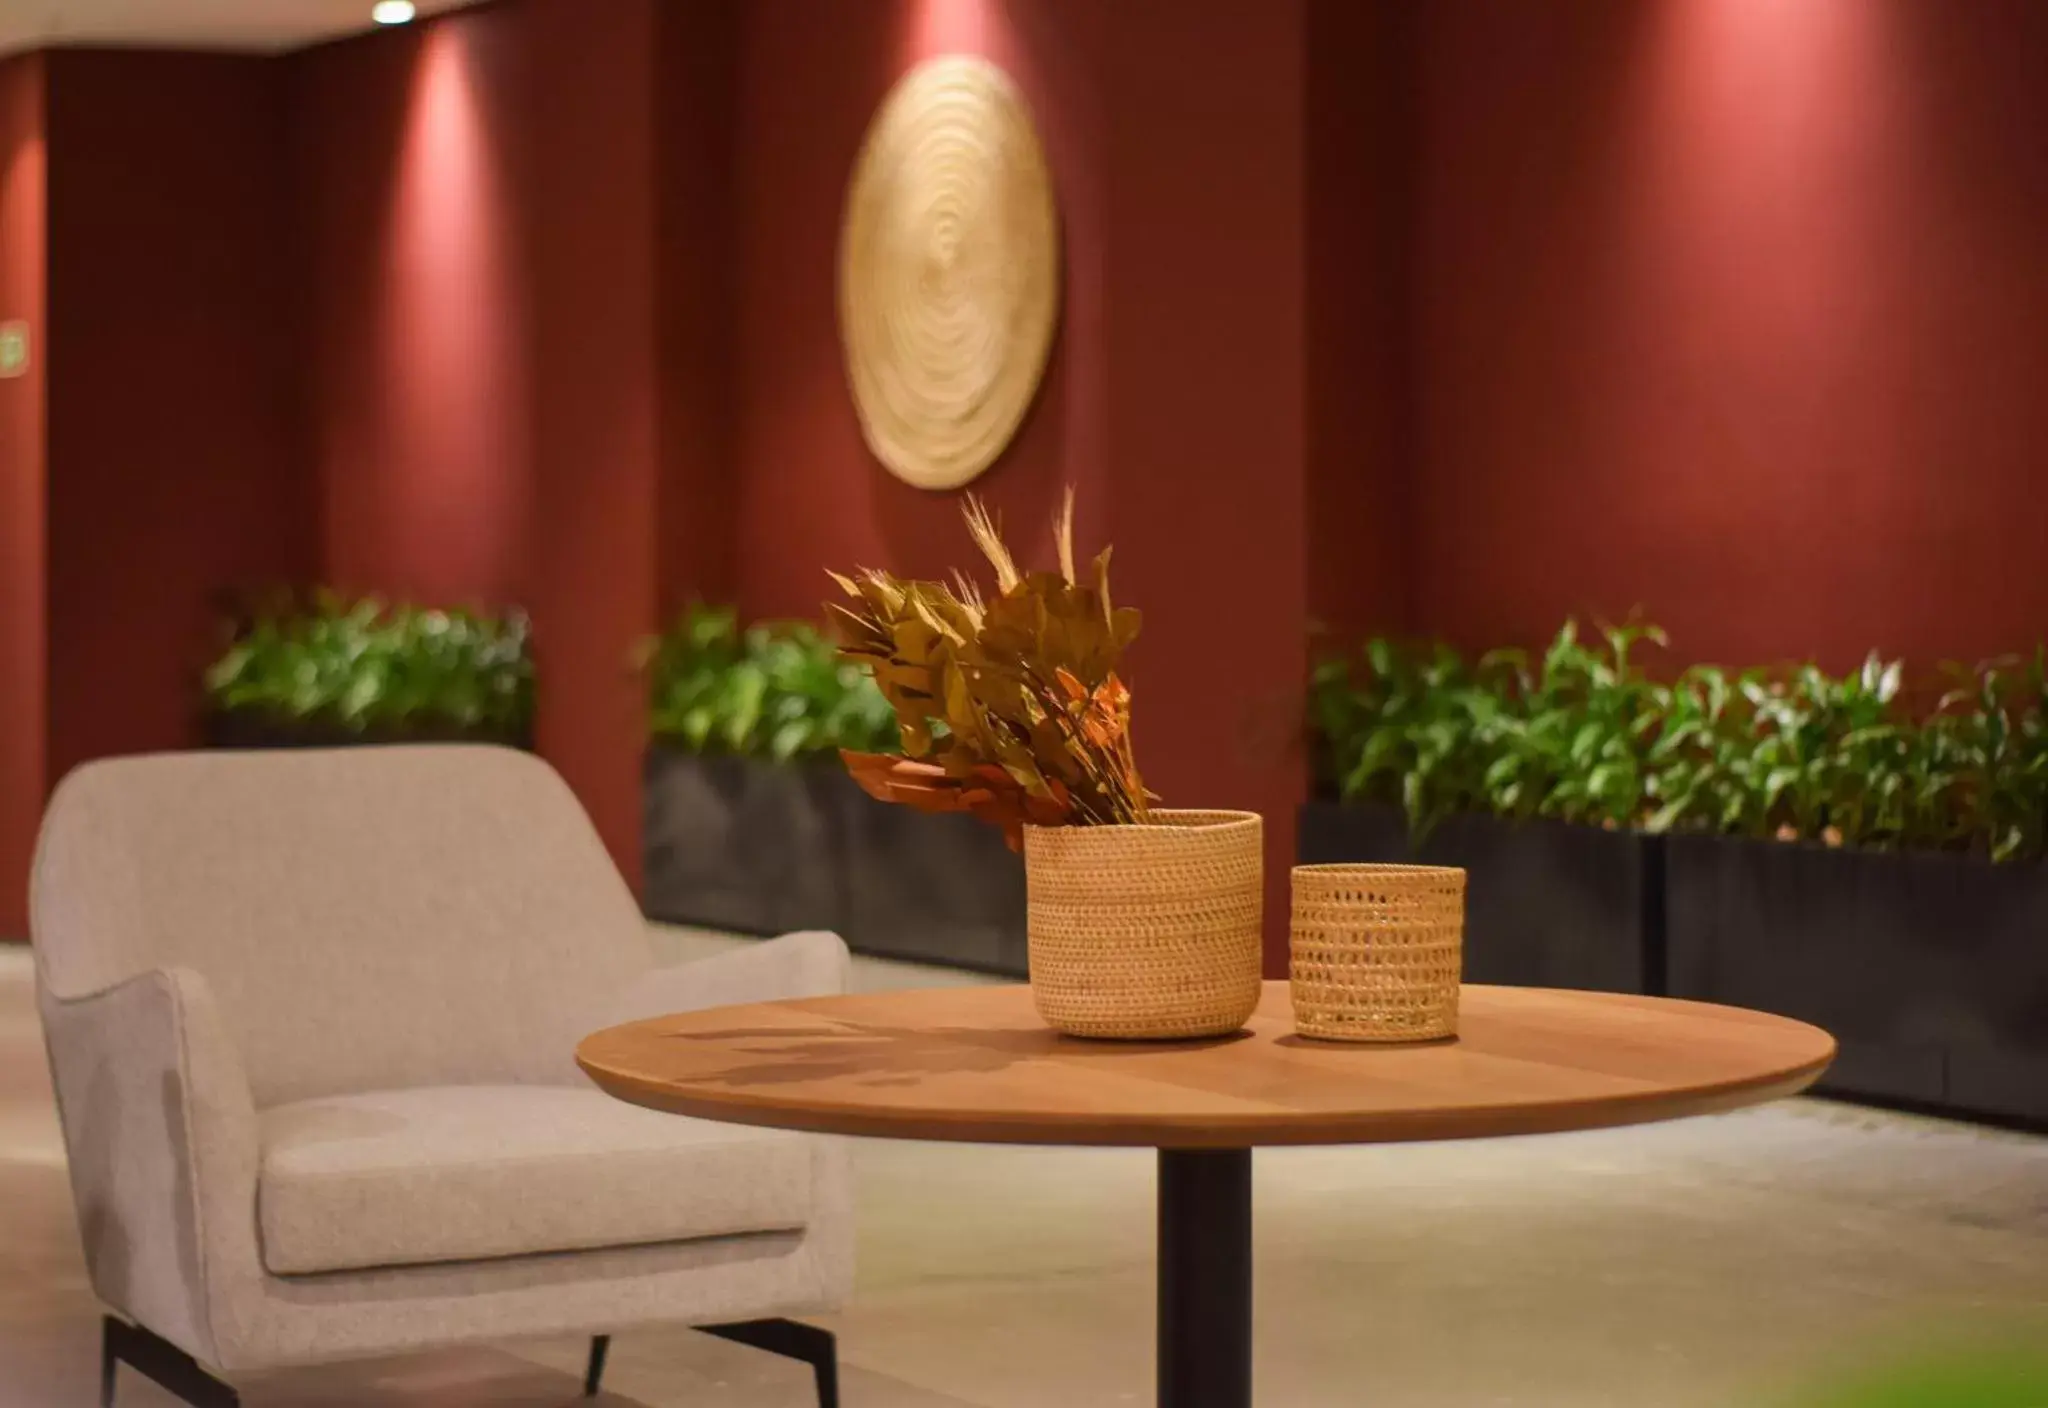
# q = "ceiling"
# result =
<box><xmin>0</xmin><ymin>0</ymin><xmax>478</xmax><ymax>56</ymax></box>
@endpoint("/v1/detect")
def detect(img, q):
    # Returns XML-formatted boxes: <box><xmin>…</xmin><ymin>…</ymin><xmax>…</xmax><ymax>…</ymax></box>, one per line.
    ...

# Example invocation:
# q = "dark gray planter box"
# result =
<box><xmin>831</xmin><ymin>780</ymin><xmax>1027</xmax><ymax>976</ymax></box>
<box><xmin>1297</xmin><ymin>801</ymin><xmax>1652</xmax><ymax>993</ymax></box>
<box><xmin>204</xmin><ymin>711</ymin><xmax>531</xmax><ymax>750</ymax></box>
<box><xmin>1666</xmin><ymin>834</ymin><xmax>2048</xmax><ymax>1125</ymax></box>
<box><xmin>642</xmin><ymin>749</ymin><xmax>843</xmax><ymax>937</ymax></box>
<box><xmin>643</xmin><ymin>748</ymin><xmax>1027</xmax><ymax>975</ymax></box>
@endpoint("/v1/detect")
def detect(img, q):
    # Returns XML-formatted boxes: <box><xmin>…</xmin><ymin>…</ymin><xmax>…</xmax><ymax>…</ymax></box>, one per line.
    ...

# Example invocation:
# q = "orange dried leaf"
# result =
<box><xmin>826</xmin><ymin>488</ymin><xmax>1152</xmax><ymax>836</ymax></box>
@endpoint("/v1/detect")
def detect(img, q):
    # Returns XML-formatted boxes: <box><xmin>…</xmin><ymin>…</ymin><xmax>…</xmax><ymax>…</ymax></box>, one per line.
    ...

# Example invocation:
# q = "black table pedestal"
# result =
<box><xmin>1157</xmin><ymin>1148</ymin><xmax>1252</xmax><ymax>1408</ymax></box>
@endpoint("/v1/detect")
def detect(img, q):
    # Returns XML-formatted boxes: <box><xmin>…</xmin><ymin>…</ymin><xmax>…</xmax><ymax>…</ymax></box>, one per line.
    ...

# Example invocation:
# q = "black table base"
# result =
<box><xmin>1158</xmin><ymin>1148</ymin><xmax>1253</xmax><ymax>1408</ymax></box>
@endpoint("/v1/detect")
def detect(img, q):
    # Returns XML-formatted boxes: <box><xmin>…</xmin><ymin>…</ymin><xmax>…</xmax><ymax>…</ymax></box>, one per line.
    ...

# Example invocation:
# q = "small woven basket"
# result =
<box><xmin>1023</xmin><ymin>810</ymin><xmax>1263</xmax><ymax>1040</ymax></box>
<box><xmin>1290</xmin><ymin>863</ymin><xmax>1465</xmax><ymax>1043</ymax></box>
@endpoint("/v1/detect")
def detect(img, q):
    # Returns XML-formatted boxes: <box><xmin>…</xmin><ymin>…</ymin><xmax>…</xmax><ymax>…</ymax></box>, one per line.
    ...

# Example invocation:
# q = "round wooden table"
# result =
<box><xmin>578</xmin><ymin>981</ymin><xmax>1833</xmax><ymax>1408</ymax></box>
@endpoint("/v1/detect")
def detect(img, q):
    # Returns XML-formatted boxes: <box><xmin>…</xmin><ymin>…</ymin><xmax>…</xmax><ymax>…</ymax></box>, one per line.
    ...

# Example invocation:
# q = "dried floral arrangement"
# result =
<box><xmin>826</xmin><ymin>491</ymin><xmax>1153</xmax><ymax>846</ymax></box>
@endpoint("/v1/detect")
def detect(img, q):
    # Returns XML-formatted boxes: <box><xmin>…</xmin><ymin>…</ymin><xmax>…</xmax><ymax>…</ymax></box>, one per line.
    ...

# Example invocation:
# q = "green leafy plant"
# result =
<box><xmin>1313</xmin><ymin>637</ymin><xmax>1492</xmax><ymax>837</ymax></box>
<box><xmin>1924</xmin><ymin>650</ymin><xmax>2048</xmax><ymax>861</ymax></box>
<box><xmin>642</xmin><ymin>604</ymin><xmax>897</xmax><ymax>762</ymax></box>
<box><xmin>1311</xmin><ymin>621</ymin><xmax>2048</xmax><ymax>863</ymax></box>
<box><xmin>204</xmin><ymin>592</ymin><xmax>533</xmax><ymax>738</ymax></box>
<box><xmin>1318</xmin><ymin>621</ymin><xmax>1670</xmax><ymax>838</ymax></box>
<box><xmin>1480</xmin><ymin>620</ymin><xmax>1669</xmax><ymax>830</ymax></box>
<box><xmin>1640</xmin><ymin>661</ymin><xmax>1766</xmax><ymax>836</ymax></box>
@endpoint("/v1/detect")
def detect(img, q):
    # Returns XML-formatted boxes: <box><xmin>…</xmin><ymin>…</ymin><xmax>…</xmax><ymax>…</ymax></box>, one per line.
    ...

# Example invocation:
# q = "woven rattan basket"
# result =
<box><xmin>1290</xmin><ymin>863</ymin><xmax>1465</xmax><ymax>1043</ymax></box>
<box><xmin>1023</xmin><ymin>810</ymin><xmax>1263</xmax><ymax>1040</ymax></box>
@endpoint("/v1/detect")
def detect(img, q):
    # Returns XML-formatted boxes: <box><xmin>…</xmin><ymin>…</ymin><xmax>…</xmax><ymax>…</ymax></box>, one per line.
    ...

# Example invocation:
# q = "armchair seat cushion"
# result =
<box><xmin>257</xmin><ymin>1085</ymin><xmax>813</xmax><ymax>1275</ymax></box>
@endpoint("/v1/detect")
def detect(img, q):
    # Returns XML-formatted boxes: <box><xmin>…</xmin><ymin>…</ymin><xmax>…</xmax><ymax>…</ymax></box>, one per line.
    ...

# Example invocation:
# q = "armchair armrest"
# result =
<box><xmin>602</xmin><ymin>930</ymin><xmax>853</xmax><ymax>1028</ymax></box>
<box><xmin>38</xmin><ymin>966</ymin><xmax>259</xmax><ymax>1367</ymax></box>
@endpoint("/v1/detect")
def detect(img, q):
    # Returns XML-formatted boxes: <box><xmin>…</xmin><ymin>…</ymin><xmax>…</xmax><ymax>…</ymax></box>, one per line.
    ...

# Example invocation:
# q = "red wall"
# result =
<box><xmin>293</xmin><ymin>0</ymin><xmax>670</xmax><ymax>887</ymax></box>
<box><xmin>654</xmin><ymin>0</ymin><xmax>739</xmax><ymax>615</ymax></box>
<box><xmin>731</xmin><ymin>0</ymin><xmax>1106</xmax><ymax>625</ymax></box>
<box><xmin>0</xmin><ymin>56</ymin><xmax>43</xmax><ymax>937</ymax></box>
<box><xmin>1098</xmin><ymin>0</ymin><xmax>1309</xmax><ymax>969</ymax></box>
<box><xmin>728</xmin><ymin>0</ymin><xmax>1313</xmax><ymax>964</ymax></box>
<box><xmin>1305</xmin><ymin>0</ymin><xmax>1414</xmax><ymax>645</ymax></box>
<box><xmin>1409</xmin><ymin>0</ymin><xmax>2048</xmax><ymax>672</ymax></box>
<box><xmin>295</xmin><ymin>8</ymin><xmax>531</xmax><ymax>609</ymax></box>
<box><xmin>525</xmin><ymin>0</ymin><xmax>662</xmax><ymax>893</ymax></box>
<box><xmin>14</xmin><ymin>0</ymin><xmax>2046</xmax><ymax>950</ymax></box>
<box><xmin>43</xmin><ymin>52</ymin><xmax>312</xmax><ymax>782</ymax></box>
<box><xmin>283</xmin><ymin>0</ymin><xmax>1317</xmax><ymax>932</ymax></box>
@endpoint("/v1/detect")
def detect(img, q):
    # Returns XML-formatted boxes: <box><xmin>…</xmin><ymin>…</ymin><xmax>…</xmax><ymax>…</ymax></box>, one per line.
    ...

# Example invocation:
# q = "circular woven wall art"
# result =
<box><xmin>839</xmin><ymin>54</ymin><xmax>1060</xmax><ymax>491</ymax></box>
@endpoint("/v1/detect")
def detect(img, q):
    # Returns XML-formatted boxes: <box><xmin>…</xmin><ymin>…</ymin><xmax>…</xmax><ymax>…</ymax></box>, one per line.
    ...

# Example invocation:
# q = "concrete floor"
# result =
<box><xmin>2</xmin><ymin>935</ymin><xmax>2043</xmax><ymax>1407</ymax></box>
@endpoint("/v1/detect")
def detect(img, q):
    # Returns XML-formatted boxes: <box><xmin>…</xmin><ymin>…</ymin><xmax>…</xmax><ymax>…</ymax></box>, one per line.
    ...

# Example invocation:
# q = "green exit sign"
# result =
<box><xmin>0</xmin><ymin>321</ymin><xmax>27</xmax><ymax>379</ymax></box>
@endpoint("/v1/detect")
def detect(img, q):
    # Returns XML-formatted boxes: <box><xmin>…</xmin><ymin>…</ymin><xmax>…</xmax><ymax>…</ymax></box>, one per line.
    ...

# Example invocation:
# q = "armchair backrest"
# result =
<box><xmin>32</xmin><ymin>746</ymin><xmax>654</xmax><ymax>1107</ymax></box>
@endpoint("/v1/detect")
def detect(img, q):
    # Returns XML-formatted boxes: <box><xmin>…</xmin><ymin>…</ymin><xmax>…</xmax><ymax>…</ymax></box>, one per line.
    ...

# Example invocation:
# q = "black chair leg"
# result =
<box><xmin>583</xmin><ymin>1334</ymin><xmax>611</xmax><ymax>1397</ymax></box>
<box><xmin>101</xmin><ymin>1317</ymin><xmax>239</xmax><ymax>1408</ymax></box>
<box><xmin>703</xmin><ymin>1319</ymin><xmax>839</xmax><ymax>1408</ymax></box>
<box><xmin>99</xmin><ymin>1320</ymin><xmax>117</xmax><ymax>1408</ymax></box>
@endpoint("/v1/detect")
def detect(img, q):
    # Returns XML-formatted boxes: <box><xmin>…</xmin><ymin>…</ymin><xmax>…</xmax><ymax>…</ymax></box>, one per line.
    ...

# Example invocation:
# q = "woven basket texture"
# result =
<box><xmin>1290</xmin><ymin>863</ymin><xmax>1465</xmax><ymax>1043</ymax></box>
<box><xmin>1023</xmin><ymin>809</ymin><xmax>1263</xmax><ymax>1040</ymax></box>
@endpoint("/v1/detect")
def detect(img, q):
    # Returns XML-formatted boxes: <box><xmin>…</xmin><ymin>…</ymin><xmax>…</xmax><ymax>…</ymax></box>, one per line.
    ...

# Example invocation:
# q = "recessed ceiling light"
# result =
<box><xmin>372</xmin><ymin>1</ymin><xmax>417</xmax><ymax>23</ymax></box>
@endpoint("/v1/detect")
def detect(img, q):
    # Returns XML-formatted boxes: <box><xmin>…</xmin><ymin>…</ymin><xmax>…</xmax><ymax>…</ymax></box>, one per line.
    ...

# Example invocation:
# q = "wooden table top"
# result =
<box><xmin>577</xmin><ymin>982</ymin><xmax>1834</xmax><ymax>1149</ymax></box>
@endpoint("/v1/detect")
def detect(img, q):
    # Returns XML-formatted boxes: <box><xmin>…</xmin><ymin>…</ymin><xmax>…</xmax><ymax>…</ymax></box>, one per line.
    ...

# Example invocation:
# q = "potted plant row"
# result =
<box><xmin>203</xmin><ymin>592</ymin><xmax>534</xmax><ymax>748</ymax></box>
<box><xmin>1304</xmin><ymin>622</ymin><xmax>1668</xmax><ymax>994</ymax></box>
<box><xmin>1655</xmin><ymin>656</ymin><xmax>2048</xmax><ymax>1124</ymax></box>
<box><xmin>1309</xmin><ymin>622</ymin><xmax>2048</xmax><ymax>1125</ymax></box>
<box><xmin>640</xmin><ymin>604</ymin><xmax>1030</xmax><ymax>974</ymax></box>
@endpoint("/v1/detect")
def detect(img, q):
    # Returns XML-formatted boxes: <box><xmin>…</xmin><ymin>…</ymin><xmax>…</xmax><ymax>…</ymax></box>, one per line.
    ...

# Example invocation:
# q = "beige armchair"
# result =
<box><xmin>32</xmin><ymin>746</ymin><xmax>852</xmax><ymax>1407</ymax></box>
